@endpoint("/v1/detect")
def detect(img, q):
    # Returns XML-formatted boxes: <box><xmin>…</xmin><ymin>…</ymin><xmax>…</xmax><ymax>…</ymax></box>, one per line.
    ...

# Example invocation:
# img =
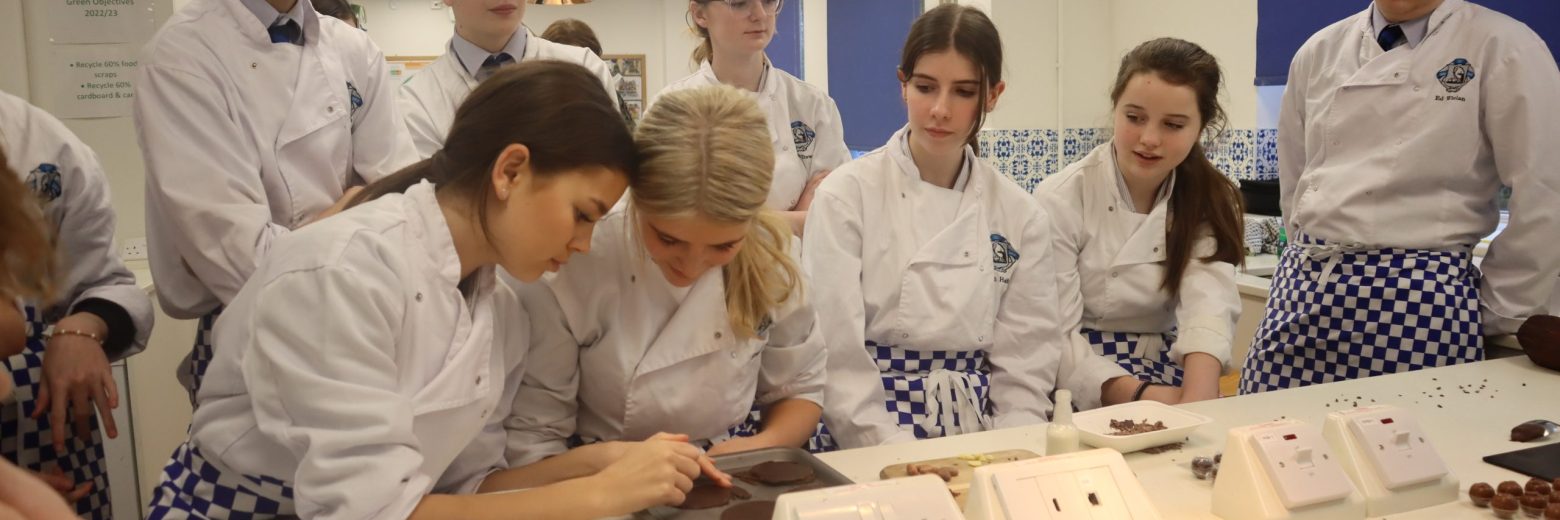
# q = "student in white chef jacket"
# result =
<box><xmin>506</xmin><ymin>85</ymin><xmax>827</xmax><ymax>464</ymax></box>
<box><xmin>135</xmin><ymin>0</ymin><xmax>417</xmax><ymax>403</ymax></box>
<box><xmin>1033</xmin><ymin>39</ymin><xmax>1247</xmax><ymax>408</ymax></box>
<box><xmin>1242</xmin><ymin>0</ymin><xmax>1560</xmax><ymax>393</ymax></box>
<box><xmin>400</xmin><ymin>0</ymin><xmax>615</xmax><ymax>159</ymax></box>
<box><xmin>800</xmin><ymin>5</ymin><xmax>1065</xmax><ymax>451</ymax></box>
<box><xmin>0</xmin><ymin>164</ymin><xmax>79</xmax><ymax>520</ymax></box>
<box><xmin>658</xmin><ymin>0</ymin><xmax>852</xmax><ymax>235</ymax></box>
<box><xmin>1</xmin><ymin>91</ymin><xmax>156</xmax><ymax>519</ymax></box>
<box><xmin>147</xmin><ymin>63</ymin><xmax>725</xmax><ymax>520</ymax></box>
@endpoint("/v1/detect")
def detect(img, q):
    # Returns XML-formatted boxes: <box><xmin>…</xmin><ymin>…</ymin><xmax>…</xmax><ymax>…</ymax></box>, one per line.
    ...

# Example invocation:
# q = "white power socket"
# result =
<box><xmin>120</xmin><ymin>237</ymin><xmax>148</xmax><ymax>261</ymax></box>
<box><xmin>1324</xmin><ymin>405</ymin><xmax>1458</xmax><ymax>516</ymax></box>
<box><xmin>964</xmin><ymin>448</ymin><xmax>1160</xmax><ymax>520</ymax></box>
<box><xmin>1212</xmin><ymin>419</ymin><xmax>1365</xmax><ymax>520</ymax></box>
<box><xmin>773</xmin><ymin>474</ymin><xmax>962</xmax><ymax>520</ymax></box>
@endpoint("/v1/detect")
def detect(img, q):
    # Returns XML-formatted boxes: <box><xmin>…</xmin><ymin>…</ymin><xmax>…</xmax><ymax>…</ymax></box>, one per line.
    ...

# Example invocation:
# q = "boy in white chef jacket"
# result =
<box><xmin>147</xmin><ymin>63</ymin><xmax>727</xmax><ymax>520</ymax></box>
<box><xmin>505</xmin><ymin>85</ymin><xmax>827</xmax><ymax>463</ymax></box>
<box><xmin>800</xmin><ymin>5</ymin><xmax>1069</xmax><ymax>451</ymax></box>
<box><xmin>1033</xmin><ymin>39</ymin><xmax>1246</xmax><ymax>408</ymax></box>
<box><xmin>2</xmin><ymin>91</ymin><xmax>155</xmax><ymax>519</ymax></box>
<box><xmin>0</xmin><ymin>166</ymin><xmax>79</xmax><ymax>520</ymax></box>
<box><xmin>658</xmin><ymin>0</ymin><xmax>852</xmax><ymax>235</ymax></box>
<box><xmin>1242</xmin><ymin>0</ymin><xmax>1560</xmax><ymax>392</ymax></box>
<box><xmin>135</xmin><ymin>0</ymin><xmax>418</xmax><ymax>403</ymax></box>
<box><xmin>400</xmin><ymin>0</ymin><xmax>616</xmax><ymax>159</ymax></box>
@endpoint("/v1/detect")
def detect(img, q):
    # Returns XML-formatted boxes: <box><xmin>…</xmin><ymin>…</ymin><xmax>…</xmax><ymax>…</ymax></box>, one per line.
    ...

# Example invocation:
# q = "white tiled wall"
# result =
<box><xmin>978</xmin><ymin>126</ymin><xmax>1282</xmax><ymax>192</ymax></box>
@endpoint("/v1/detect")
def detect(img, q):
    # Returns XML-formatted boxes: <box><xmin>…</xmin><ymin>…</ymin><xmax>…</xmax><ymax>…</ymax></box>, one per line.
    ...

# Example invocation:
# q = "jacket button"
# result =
<box><xmin>475</xmin><ymin>375</ymin><xmax>482</xmax><ymax>385</ymax></box>
<box><xmin>630</xmin><ymin>275</ymin><xmax>636</xmax><ymax>283</ymax></box>
<box><xmin>715</xmin><ymin>331</ymin><xmax>723</xmax><ymax>339</ymax></box>
<box><xmin>963</xmin><ymin>251</ymin><xmax>970</xmax><ymax>258</ymax></box>
<box><xmin>1111</xmin><ymin>272</ymin><xmax>1119</xmax><ymax>278</ymax></box>
<box><xmin>902</xmin><ymin>333</ymin><xmax>909</xmax><ymax>339</ymax></box>
<box><xmin>327</xmin><ymin>106</ymin><xmax>335</xmax><ymax>113</ymax></box>
<box><xmin>978</xmin><ymin>336</ymin><xmax>984</xmax><ymax>342</ymax></box>
<box><xmin>415</xmin><ymin>292</ymin><xmax>423</xmax><ymax>302</ymax></box>
<box><xmin>1153</xmin><ymin>247</ymin><xmax>1159</xmax><ymax>252</ymax></box>
<box><xmin>789</xmin><ymin>199</ymin><xmax>797</xmax><ymax>208</ymax></box>
<box><xmin>1108</xmin><ymin>206</ymin><xmax>1115</xmax><ymax>212</ymax></box>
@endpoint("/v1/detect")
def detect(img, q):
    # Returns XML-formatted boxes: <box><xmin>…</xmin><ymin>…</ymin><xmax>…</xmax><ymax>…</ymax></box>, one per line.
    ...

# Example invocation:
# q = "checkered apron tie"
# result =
<box><xmin>1</xmin><ymin>305</ymin><xmax>113</xmax><ymax>519</ymax></box>
<box><xmin>1239</xmin><ymin>232</ymin><xmax>1483</xmax><ymax>394</ymax></box>
<box><xmin>146</xmin><ymin>441</ymin><xmax>296</xmax><ymax>519</ymax></box>
<box><xmin>180</xmin><ymin>307</ymin><xmax>222</xmax><ymax>406</ymax></box>
<box><xmin>807</xmin><ymin>342</ymin><xmax>992</xmax><ymax>452</ymax></box>
<box><xmin>1080</xmin><ymin>328</ymin><xmax>1184</xmax><ymax>386</ymax></box>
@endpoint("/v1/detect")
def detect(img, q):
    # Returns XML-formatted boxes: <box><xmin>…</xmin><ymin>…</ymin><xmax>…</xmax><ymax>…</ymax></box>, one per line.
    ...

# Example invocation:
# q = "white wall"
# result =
<box><xmin>1109</xmin><ymin>0</ymin><xmax>1260</xmax><ymax>128</ymax></box>
<box><xmin>983</xmin><ymin>0</ymin><xmax>1060</xmax><ymax>131</ymax></box>
<box><xmin>356</xmin><ymin>0</ymin><xmax>697</xmax><ymax>99</ymax></box>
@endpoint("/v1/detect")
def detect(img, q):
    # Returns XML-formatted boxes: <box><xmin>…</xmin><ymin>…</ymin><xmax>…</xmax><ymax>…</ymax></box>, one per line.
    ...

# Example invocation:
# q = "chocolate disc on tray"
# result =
<box><xmin>720</xmin><ymin>500</ymin><xmax>776</xmax><ymax>520</ymax></box>
<box><xmin>747</xmin><ymin>461</ymin><xmax>815</xmax><ymax>485</ymax></box>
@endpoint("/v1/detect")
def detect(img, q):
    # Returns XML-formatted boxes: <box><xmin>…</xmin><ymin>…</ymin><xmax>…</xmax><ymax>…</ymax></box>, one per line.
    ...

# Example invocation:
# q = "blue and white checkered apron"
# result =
<box><xmin>183</xmin><ymin>308</ymin><xmax>222</xmax><ymax>406</ymax></box>
<box><xmin>1</xmin><ymin>305</ymin><xmax>113</xmax><ymax>519</ymax></box>
<box><xmin>1080</xmin><ymin>328</ymin><xmax>1183</xmax><ymax>386</ymax></box>
<box><xmin>808</xmin><ymin>342</ymin><xmax>991</xmax><ymax>452</ymax></box>
<box><xmin>1239</xmin><ymin>233</ymin><xmax>1483</xmax><ymax>394</ymax></box>
<box><xmin>146</xmin><ymin>441</ymin><xmax>296</xmax><ymax>519</ymax></box>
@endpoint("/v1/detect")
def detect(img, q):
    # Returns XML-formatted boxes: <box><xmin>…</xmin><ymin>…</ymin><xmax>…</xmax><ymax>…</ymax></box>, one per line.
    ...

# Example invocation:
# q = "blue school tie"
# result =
<box><xmin>268</xmin><ymin>19</ymin><xmax>303</xmax><ymax>45</ymax></box>
<box><xmin>1377</xmin><ymin>24</ymin><xmax>1405</xmax><ymax>51</ymax></box>
<box><xmin>476</xmin><ymin>53</ymin><xmax>514</xmax><ymax>81</ymax></box>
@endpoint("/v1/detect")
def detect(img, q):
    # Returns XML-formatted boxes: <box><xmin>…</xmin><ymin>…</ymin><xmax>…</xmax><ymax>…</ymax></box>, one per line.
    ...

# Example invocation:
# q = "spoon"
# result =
<box><xmin>1510</xmin><ymin>420</ymin><xmax>1560</xmax><ymax>442</ymax></box>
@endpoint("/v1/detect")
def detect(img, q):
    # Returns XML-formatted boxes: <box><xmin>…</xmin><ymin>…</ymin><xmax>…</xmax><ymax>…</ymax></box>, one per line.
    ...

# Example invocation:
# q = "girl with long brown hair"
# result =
<box><xmin>1034</xmin><ymin>38</ymin><xmax>1246</xmax><ymax>407</ymax></box>
<box><xmin>801</xmin><ymin>4</ymin><xmax>1070</xmax><ymax>451</ymax></box>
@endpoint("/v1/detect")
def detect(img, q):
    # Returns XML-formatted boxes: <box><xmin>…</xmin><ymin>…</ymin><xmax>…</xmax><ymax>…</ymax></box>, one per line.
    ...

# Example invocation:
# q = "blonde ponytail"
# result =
<box><xmin>688</xmin><ymin>2</ymin><xmax>714</xmax><ymax>67</ymax></box>
<box><xmin>632</xmin><ymin>85</ymin><xmax>798</xmax><ymax>338</ymax></box>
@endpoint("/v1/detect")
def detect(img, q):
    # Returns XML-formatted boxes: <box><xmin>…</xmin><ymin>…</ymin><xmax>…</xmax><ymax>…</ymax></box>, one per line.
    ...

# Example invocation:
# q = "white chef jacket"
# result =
<box><xmin>655</xmin><ymin>61</ymin><xmax>852</xmax><ymax>211</ymax></box>
<box><xmin>1279</xmin><ymin>0</ymin><xmax>1560</xmax><ymax>334</ymax></box>
<box><xmin>399</xmin><ymin>30</ymin><xmax>616</xmax><ymax>159</ymax></box>
<box><xmin>189</xmin><ymin>182</ymin><xmax>525</xmax><ymax>520</ymax></box>
<box><xmin>504</xmin><ymin>211</ymin><xmax>827</xmax><ymax>465</ymax></box>
<box><xmin>136</xmin><ymin>0</ymin><xmax>417</xmax><ymax>319</ymax></box>
<box><xmin>800</xmin><ymin>126</ymin><xmax>1064</xmax><ymax>449</ymax></box>
<box><xmin>1034</xmin><ymin>142</ymin><xmax>1240</xmax><ymax>369</ymax></box>
<box><xmin>0</xmin><ymin>90</ymin><xmax>153</xmax><ymax>359</ymax></box>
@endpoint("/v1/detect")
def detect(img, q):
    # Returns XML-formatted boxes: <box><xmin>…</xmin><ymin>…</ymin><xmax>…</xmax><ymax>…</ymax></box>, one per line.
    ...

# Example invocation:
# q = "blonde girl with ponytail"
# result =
<box><xmin>507</xmin><ymin>84</ymin><xmax>827</xmax><ymax>463</ymax></box>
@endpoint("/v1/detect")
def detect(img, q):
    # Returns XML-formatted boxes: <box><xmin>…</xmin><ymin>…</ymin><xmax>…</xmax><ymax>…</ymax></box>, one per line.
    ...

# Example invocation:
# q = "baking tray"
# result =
<box><xmin>636</xmin><ymin>447</ymin><xmax>853</xmax><ymax>519</ymax></box>
<box><xmin>878</xmin><ymin>449</ymin><xmax>1040</xmax><ymax>508</ymax></box>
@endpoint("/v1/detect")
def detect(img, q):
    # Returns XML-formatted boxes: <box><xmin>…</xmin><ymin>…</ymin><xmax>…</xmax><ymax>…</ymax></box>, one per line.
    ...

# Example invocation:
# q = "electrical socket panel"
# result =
<box><xmin>774</xmin><ymin>474</ymin><xmax>963</xmax><ymax>520</ymax></box>
<box><xmin>964</xmin><ymin>448</ymin><xmax>1160</xmax><ymax>520</ymax></box>
<box><xmin>120</xmin><ymin>237</ymin><xmax>148</xmax><ymax>261</ymax></box>
<box><xmin>1343</xmin><ymin>409</ymin><xmax>1448</xmax><ymax>489</ymax></box>
<box><xmin>1323</xmin><ymin>405</ymin><xmax>1458</xmax><ymax>516</ymax></box>
<box><xmin>1212</xmin><ymin>419</ymin><xmax>1366</xmax><ymax>520</ymax></box>
<box><xmin>1250</xmin><ymin>421</ymin><xmax>1355</xmax><ymax>508</ymax></box>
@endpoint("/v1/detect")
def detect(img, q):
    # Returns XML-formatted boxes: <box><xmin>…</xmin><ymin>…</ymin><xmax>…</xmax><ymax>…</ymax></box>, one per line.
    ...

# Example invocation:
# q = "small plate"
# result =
<box><xmin>1072</xmin><ymin>400</ymin><xmax>1212</xmax><ymax>453</ymax></box>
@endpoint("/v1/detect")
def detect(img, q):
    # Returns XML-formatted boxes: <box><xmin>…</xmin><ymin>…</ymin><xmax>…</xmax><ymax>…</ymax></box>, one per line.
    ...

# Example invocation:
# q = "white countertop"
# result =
<box><xmin>816</xmin><ymin>357</ymin><xmax>1558</xmax><ymax>519</ymax></box>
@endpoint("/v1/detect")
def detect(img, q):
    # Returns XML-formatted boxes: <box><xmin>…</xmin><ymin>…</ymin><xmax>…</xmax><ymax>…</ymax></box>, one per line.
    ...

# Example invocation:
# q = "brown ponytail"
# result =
<box><xmin>350</xmin><ymin>61</ymin><xmax>638</xmax><ymax>243</ymax></box>
<box><xmin>1110</xmin><ymin>38</ymin><xmax>1245</xmax><ymax>298</ymax></box>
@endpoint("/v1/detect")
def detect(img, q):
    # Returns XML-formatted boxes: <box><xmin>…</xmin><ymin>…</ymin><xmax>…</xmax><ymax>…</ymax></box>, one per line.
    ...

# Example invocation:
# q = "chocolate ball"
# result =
<box><xmin>1532</xmin><ymin>478</ymin><xmax>1555</xmax><ymax>496</ymax></box>
<box><xmin>1551</xmin><ymin>490</ymin><xmax>1560</xmax><ymax>506</ymax></box>
<box><xmin>1544</xmin><ymin>502</ymin><xmax>1560</xmax><ymax>520</ymax></box>
<box><xmin>1522</xmin><ymin>493</ymin><xmax>1550</xmax><ymax>518</ymax></box>
<box><xmin>1501</xmin><ymin>481</ymin><xmax>1526</xmax><ymax>496</ymax></box>
<box><xmin>1494</xmin><ymin>494</ymin><xmax>1521</xmax><ymax>519</ymax></box>
<box><xmin>1470</xmin><ymin>483</ymin><xmax>1497</xmax><ymax>507</ymax></box>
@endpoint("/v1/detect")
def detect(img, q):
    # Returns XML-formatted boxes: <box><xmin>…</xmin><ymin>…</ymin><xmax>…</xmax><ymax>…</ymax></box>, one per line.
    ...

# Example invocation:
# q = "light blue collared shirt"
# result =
<box><xmin>239</xmin><ymin>0</ymin><xmax>305</xmax><ymax>28</ymax></box>
<box><xmin>1371</xmin><ymin>2</ymin><xmax>1435</xmax><ymax>49</ymax></box>
<box><xmin>451</xmin><ymin>28</ymin><xmax>529</xmax><ymax>79</ymax></box>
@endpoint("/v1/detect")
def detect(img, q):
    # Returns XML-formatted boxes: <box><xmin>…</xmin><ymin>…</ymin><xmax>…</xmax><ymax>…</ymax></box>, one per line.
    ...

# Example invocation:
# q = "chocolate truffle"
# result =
<box><xmin>1471</xmin><ymin>483</ymin><xmax>1497</xmax><ymax>507</ymax></box>
<box><xmin>1522</xmin><ymin>493</ymin><xmax>1550</xmax><ymax>518</ymax></box>
<box><xmin>1544</xmin><ymin>502</ymin><xmax>1560</xmax><ymax>520</ymax></box>
<box><xmin>1530</xmin><ymin>478</ymin><xmax>1554</xmax><ymax>496</ymax></box>
<box><xmin>1494</xmin><ymin>494</ymin><xmax>1521</xmax><ymax>519</ymax></box>
<box><xmin>1501</xmin><ymin>481</ymin><xmax>1526</xmax><ymax>496</ymax></box>
<box><xmin>720</xmin><ymin>500</ymin><xmax>777</xmax><ymax>520</ymax></box>
<box><xmin>1512</xmin><ymin>423</ymin><xmax>1547</xmax><ymax>442</ymax></box>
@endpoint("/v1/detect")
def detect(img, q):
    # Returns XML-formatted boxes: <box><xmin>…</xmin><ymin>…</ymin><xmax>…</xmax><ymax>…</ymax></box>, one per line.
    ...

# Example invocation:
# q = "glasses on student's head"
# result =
<box><xmin>709</xmin><ymin>0</ymin><xmax>783</xmax><ymax>16</ymax></box>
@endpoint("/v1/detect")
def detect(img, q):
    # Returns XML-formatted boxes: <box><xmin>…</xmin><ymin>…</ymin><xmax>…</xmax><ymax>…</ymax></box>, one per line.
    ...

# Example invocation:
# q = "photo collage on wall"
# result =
<box><xmin>604</xmin><ymin>54</ymin><xmax>646</xmax><ymax>124</ymax></box>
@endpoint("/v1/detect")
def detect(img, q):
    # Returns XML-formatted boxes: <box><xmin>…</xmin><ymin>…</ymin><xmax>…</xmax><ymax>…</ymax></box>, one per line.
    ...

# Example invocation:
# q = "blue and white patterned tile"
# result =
<box><xmin>1062</xmin><ymin>127</ymin><xmax>1112</xmax><ymax>169</ymax></box>
<box><xmin>1253</xmin><ymin>128</ymin><xmax>1279</xmax><ymax>180</ymax></box>
<box><xmin>1029</xmin><ymin>129</ymin><xmax>1059</xmax><ymax>186</ymax></box>
<box><xmin>1204</xmin><ymin>129</ymin><xmax>1254</xmax><ymax>180</ymax></box>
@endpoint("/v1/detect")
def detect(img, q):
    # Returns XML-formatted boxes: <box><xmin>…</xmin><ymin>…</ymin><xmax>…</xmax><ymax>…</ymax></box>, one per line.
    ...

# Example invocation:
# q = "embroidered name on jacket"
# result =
<box><xmin>990</xmin><ymin>233</ymin><xmax>1019</xmax><ymax>283</ymax></box>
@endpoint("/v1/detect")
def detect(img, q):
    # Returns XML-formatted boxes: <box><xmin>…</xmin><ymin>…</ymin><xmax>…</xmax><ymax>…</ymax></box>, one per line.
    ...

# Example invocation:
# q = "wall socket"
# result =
<box><xmin>120</xmin><ymin>237</ymin><xmax>148</xmax><ymax>261</ymax></box>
